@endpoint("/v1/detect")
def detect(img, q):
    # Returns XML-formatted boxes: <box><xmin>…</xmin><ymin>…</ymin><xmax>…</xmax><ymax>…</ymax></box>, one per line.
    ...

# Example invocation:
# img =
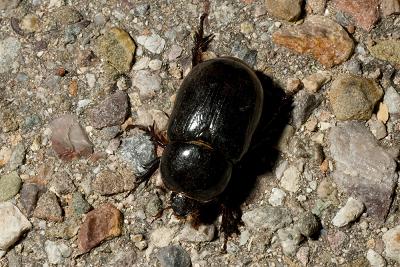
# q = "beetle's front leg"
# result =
<box><xmin>192</xmin><ymin>13</ymin><xmax>215</xmax><ymax>67</ymax></box>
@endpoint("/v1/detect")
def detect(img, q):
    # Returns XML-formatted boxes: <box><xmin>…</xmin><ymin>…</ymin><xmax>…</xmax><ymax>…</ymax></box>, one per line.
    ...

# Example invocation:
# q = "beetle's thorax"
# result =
<box><xmin>160</xmin><ymin>141</ymin><xmax>232</xmax><ymax>202</ymax></box>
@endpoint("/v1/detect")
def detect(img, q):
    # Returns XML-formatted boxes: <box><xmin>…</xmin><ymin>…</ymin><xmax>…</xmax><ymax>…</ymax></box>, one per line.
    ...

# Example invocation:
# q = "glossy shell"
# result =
<box><xmin>160</xmin><ymin>57</ymin><xmax>263</xmax><ymax>201</ymax></box>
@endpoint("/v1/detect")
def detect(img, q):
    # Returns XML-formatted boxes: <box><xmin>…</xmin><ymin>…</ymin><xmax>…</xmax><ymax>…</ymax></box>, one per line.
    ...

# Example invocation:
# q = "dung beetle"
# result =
<box><xmin>136</xmin><ymin>13</ymin><xmax>263</xmax><ymax>247</ymax></box>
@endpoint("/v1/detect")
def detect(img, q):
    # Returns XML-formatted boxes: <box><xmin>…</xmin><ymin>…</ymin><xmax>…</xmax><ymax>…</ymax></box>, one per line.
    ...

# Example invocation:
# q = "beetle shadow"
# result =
<box><xmin>197</xmin><ymin>71</ymin><xmax>293</xmax><ymax>228</ymax></box>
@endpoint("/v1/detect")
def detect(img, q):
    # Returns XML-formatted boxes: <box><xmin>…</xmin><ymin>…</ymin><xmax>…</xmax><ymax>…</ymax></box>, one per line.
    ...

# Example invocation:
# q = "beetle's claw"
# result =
<box><xmin>192</xmin><ymin>13</ymin><xmax>214</xmax><ymax>67</ymax></box>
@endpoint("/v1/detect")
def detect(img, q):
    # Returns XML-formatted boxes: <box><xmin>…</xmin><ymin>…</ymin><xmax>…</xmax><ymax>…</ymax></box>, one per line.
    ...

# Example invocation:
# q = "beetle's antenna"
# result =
<box><xmin>192</xmin><ymin>13</ymin><xmax>215</xmax><ymax>67</ymax></box>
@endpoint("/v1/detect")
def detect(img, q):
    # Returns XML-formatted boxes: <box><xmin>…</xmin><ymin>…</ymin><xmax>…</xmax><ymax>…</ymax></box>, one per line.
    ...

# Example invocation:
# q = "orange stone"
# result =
<box><xmin>333</xmin><ymin>0</ymin><xmax>379</xmax><ymax>31</ymax></box>
<box><xmin>78</xmin><ymin>203</ymin><xmax>122</xmax><ymax>253</ymax></box>
<box><xmin>273</xmin><ymin>16</ymin><xmax>354</xmax><ymax>68</ymax></box>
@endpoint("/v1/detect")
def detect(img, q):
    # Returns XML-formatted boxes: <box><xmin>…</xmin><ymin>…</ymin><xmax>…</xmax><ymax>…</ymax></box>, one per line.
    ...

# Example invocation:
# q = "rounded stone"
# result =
<box><xmin>328</xmin><ymin>74</ymin><xmax>383</xmax><ymax>121</ymax></box>
<box><xmin>0</xmin><ymin>172</ymin><xmax>22</xmax><ymax>201</ymax></box>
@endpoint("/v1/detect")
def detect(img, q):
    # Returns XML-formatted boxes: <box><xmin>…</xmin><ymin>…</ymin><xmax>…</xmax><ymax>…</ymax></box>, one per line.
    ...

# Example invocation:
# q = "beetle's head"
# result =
<box><xmin>170</xmin><ymin>192</ymin><xmax>199</xmax><ymax>217</ymax></box>
<box><xmin>160</xmin><ymin>141</ymin><xmax>232</xmax><ymax>203</ymax></box>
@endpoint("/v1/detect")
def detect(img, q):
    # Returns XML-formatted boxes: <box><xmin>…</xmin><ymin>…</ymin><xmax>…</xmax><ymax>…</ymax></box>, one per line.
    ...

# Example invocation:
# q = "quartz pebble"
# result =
<box><xmin>332</xmin><ymin>197</ymin><xmax>364</xmax><ymax>227</ymax></box>
<box><xmin>50</xmin><ymin>114</ymin><xmax>93</xmax><ymax>160</ymax></box>
<box><xmin>382</xmin><ymin>225</ymin><xmax>400</xmax><ymax>263</ymax></box>
<box><xmin>137</xmin><ymin>33</ymin><xmax>166</xmax><ymax>54</ymax></box>
<box><xmin>0</xmin><ymin>202</ymin><xmax>31</xmax><ymax>250</ymax></box>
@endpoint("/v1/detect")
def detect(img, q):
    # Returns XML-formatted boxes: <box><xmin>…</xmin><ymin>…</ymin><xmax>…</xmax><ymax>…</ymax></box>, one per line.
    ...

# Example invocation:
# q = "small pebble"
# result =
<box><xmin>156</xmin><ymin>245</ymin><xmax>191</xmax><ymax>267</ymax></box>
<box><xmin>332</xmin><ymin>197</ymin><xmax>364</xmax><ymax>227</ymax></box>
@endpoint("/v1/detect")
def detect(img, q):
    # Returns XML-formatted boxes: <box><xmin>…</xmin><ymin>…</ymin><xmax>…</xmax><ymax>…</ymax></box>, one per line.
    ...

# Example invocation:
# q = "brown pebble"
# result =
<box><xmin>55</xmin><ymin>67</ymin><xmax>67</xmax><ymax>77</ymax></box>
<box><xmin>78</xmin><ymin>203</ymin><xmax>122</xmax><ymax>253</ymax></box>
<box><xmin>69</xmin><ymin>79</ymin><xmax>78</xmax><ymax>96</ymax></box>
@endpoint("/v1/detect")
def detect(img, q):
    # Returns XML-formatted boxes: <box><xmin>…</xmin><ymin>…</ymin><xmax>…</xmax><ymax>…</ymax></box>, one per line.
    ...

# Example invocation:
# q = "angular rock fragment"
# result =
<box><xmin>78</xmin><ymin>203</ymin><xmax>122</xmax><ymax>253</ymax></box>
<box><xmin>50</xmin><ymin>114</ymin><xmax>93</xmax><ymax>160</ymax></box>
<box><xmin>328</xmin><ymin>122</ymin><xmax>397</xmax><ymax>221</ymax></box>
<box><xmin>273</xmin><ymin>16</ymin><xmax>354</xmax><ymax>68</ymax></box>
<box><xmin>332</xmin><ymin>197</ymin><xmax>364</xmax><ymax>227</ymax></box>
<box><xmin>20</xmin><ymin>182</ymin><xmax>46</xmax><ymax>216</ymax></box>
<box><xmin>333</xmin><ymin>0</ymin><xmax>379</xmax><ymax>31</ymax></box>
<box><xmin>0</xmin><ymin>202</ymin><xmax>31</xmax><ymax>250</ymax></box>
<box><xmin>89</xmin><ymin>91</ymin><xmax>129</xmax><ymax>129</ymax></box>
<box><xmin>33</xmin><ymin>191</ymin><xmax>63</xmax><ymax>222</ymax></box>
<box><xmin>92</xmin><ymin>169</ymin><xmax>135</xmax><ymax>195</ymax></box>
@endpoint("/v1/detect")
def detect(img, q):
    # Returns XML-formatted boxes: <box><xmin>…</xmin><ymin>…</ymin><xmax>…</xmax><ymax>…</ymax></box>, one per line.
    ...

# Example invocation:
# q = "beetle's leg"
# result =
<box><xmin>128</xmin><ymin>122</ymin><xmax>168</xmax><ymax>148</ymax></box>
<box><xmin>192</xmin><ymin>13</ymin><xmax>215</xmax><ymax>67</ymax></box>
<box><xmin>220</xmin><ymin>204</ymin><xmax>243</xmax><ymax>252</ymax></box>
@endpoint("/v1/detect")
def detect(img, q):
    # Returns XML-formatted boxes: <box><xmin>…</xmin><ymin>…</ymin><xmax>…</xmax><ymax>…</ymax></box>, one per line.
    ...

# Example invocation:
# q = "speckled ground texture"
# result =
<box><xmin>1</xmin><ymin>0</ymin><xmax>400</xmax><ymax>266</ymax></box>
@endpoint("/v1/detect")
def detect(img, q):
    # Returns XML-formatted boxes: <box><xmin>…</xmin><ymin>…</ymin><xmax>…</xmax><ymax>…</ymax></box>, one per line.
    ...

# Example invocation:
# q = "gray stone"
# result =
<box><xmin>44</xmin><ymin>240</ymin><xmax>71</xmax><ymax>264</ymax></box>
<box><xmin>242</xmin><ymin>206</ymin><xmax>292</xmax><ymax>232</ymax></box>
<box><xmin>368</xmin><ymin>115</ymin><xmax>387</xmax><ymax>140</ymax></box>
<box><xmin>54</xmin><ymin>6</ymin><xmax>82</xmax><ymax>25</ymax></box>
<box><xmin>265</xmin><ymin>0</ymin><xmax>303</xmax><ymax>21</ymax></box>
<box><xmin>168</xmin><ymin>44</ymin><xmax>183</xmax><ymax>61</ymax></box>
<box><xmin>89</xmin><ymin>91</ymin><xmax>129</xmax><ymax>129</ymax></box>
<box><xmin>156</xmin><ymin>245</ymin><xmax>191</xmax><ymax>267</ymax></box>
<box><xmin>366</xmin><ymin>249</ymin><xmax>386</xmax><ymax>267</ymax></box>
<box><xmin>119</xmin><ymin>132</ymin><xmax>156</xmax><ymax>175</ymax></box>
<box><xmin>133</xmin><ymin>70</ymin><xmax>162</xmax><ymax>100</ymax></box>
<box><xmin>134</xmin><ymin>3</ymin><xmax>150</xmax><ymax>16</ymax></box>
<box><xmin>383</xmin><ymin>86</ymin><xmax>400</xmax><ymax>114</ymax></box>
<box><xmin>277</xmin><ymin>227</ymin><xmax>304</xmax><ymax>256</ymax></box>
<box><xmin>150</xmin><ymin>226</ymin><xmax>178</xmax><ymax>248</ymax></box>
<box><xmin>382</xmin><ymin>225</ymin><xmax>400</xmax><ymax>263</ymax></box>
<box><xmin>175</xmin><ymin>223</ymin><xmax>215</xmax><ymax>243</ymax></box>
<box><xmin>20</xmin><ymin>182</ymin><xmax>46</xmax><ymax>216</ymax></box>
<box><xmin>291</xmin><ymin>90</ymin><xmax>321</xmax><ymax>128</ymax></box>
<box><xmin>7</xmin><ymin>143</ymin><xmax>25</xmax><ymax>171</ymax></box>
<box><xmin>0</xmin><ymin>0</ymin><xmax>20</xmax><ymax>9</ymax></box>
<box><xmin>329</xmin><ymin>74</ymin><xmax>383</xmax><ymax>121</ymax></box>
<box><xmin>268</xmin><ymin>188</ymin><xmax>286</xmax><ymax>206</ymax></box>
<box><xmin>137</xmin><ymin>34</ymin><xmax>166</xmax><ymax>54</ymax></box>
<box><xmin>50</xmin><ymin>171</ymin><xmax>75</xmax><ymax>196</ymax></box>
<box><xmin>0</xmin><ymin>172</ymin><xmax>21</xmax><ymax>201</ymax></box>
<box><xmin>328</xmin><ymin>122</ymin><xmax>397</xmax><ymax>221</ymax></box>
<box><xmin>345</xmin><ymin>59</ymin><xmax>362</xmax><ymax>75</ymax></box>
<box><xmin>145</xmin><ymin>194</ymin><xmax>163</xmax><ymax>217</ymax></box>
<box><xmin>72</xmin><ymin>192</ymin><xmax>92</xmax><ymax>216</ymax></box>
<box><xmin>295</xmin><ymin>212</ymin><xmax>321</xmax><ymax>238</ymax></box>
<box><xmin>0</xmin><ymin>37</ymin><xmax>21</xmax><ymax>73</ymax></box>
<box><xmin>93</xmin><ymin>169</ymin><xmax>135</xmax><ymax>195</ymax></box>
<box><xmin>33</xmin><ymin>191</ymin><xmax>63</xmax><ymax>222</ymax></box>
<box><xmin>50</xmin><ymin>114</ymin><xmax>93</xmax><ymax>160</ymax></box>
<box><xmin>108</xmin><ymin>251</ymin><xmax>137</xmax><ymax>266</ymax></box>
<box><xmin>332</xmin><ymin>197</ymin><xmax>364</xmax><ymax>227</ymax></box>
<box><xmin>280</xmin><ymin>165</ymin><xmax>301</xmax><ymax>192</ymax></box>
<box><xmin>0</xmin><ymin>202</ymin><xmax>31</xmax><ymax>250</ymax></box>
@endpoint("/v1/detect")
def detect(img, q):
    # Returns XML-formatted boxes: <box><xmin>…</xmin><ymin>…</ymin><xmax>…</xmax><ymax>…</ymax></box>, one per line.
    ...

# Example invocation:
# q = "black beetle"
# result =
<box><xmin>136</xmin><ymin>13</ymin><xmax>264</xmax><ymax>248</ymax></box>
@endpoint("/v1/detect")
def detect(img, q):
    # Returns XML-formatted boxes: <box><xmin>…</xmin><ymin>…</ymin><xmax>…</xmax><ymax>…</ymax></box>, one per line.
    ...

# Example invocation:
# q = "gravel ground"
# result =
<box><xmin>1</xmin><ymin>0</ymin><xmax>400</xmax><ymax>266</ymax></box>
